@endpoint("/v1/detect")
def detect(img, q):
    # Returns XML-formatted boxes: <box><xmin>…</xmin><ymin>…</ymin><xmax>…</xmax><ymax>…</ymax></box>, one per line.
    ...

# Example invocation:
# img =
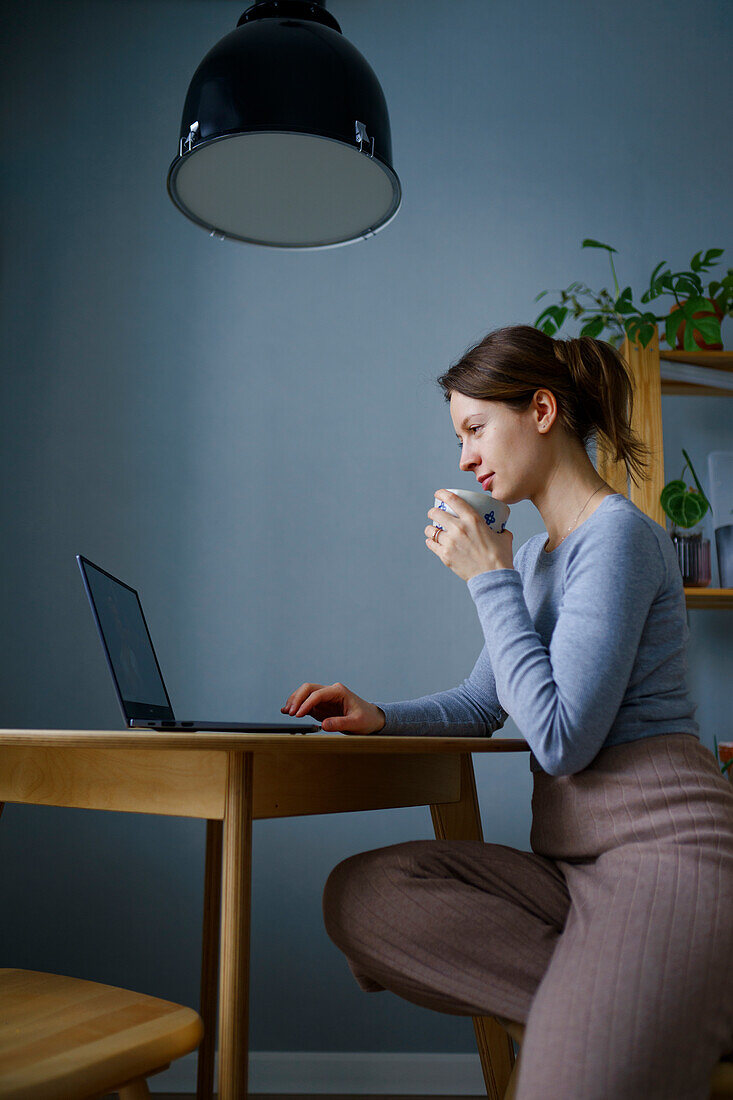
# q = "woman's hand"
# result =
<box><xmin>425</xmin><ymin>489</ymin><xmax>514</xmax><ymax>581</ymax></box>
<box><xmin>281</xmin><ymin>682</ymin><xmax>386</xmax><ymax>734</ymax></box>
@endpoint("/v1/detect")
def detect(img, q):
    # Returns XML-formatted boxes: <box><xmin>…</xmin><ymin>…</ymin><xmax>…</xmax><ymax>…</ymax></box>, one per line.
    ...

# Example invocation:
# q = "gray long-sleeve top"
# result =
<box><xmin>375</xmin><ymin>493</ymin><xmax>700</xmax><ymax>776</ymax></box>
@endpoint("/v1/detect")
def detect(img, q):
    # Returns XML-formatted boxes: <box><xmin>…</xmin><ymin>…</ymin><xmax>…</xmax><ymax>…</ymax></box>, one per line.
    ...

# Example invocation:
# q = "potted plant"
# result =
<box><xmin>660</xmin><ymin>448</ymin><xmax>713</xmax><ymax>587</ymax></box>
<box><xmin>534</xmin><ymin>240</ymin><xmax>733</xmax><ymax>352</ymax></box>
<box><xmin>714</xmin><ymin>736</ymin><xmax>733</xmax><ymax>783</ymax></box>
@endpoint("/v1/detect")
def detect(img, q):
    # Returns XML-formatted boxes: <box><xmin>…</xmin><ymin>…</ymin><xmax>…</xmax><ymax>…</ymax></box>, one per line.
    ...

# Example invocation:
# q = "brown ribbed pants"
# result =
<box><xmin>322</xmin><ymin>733</ymin><xmax>733</xmax><ymax>1099</ymax></box>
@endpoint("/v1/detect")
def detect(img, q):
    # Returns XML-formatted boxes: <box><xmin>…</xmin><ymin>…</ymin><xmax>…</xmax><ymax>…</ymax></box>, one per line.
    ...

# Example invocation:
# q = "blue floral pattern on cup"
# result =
<box><xmin>435</xmin><ymin>500</ymin><xmax>506</xmax><ymax>533</ymax></box>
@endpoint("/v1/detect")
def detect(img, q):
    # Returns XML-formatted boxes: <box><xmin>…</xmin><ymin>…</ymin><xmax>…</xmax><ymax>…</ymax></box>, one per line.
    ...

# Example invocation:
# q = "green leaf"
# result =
<box><xmin>683</xmin><ymin>321</ymin><xmax>698</xmax><ymax>352</ymax></box>
<box><xmin>665</xmin><ymin>310</ymin><xmax>685</xmax><ymax>347</ymax></box>
<box><xmin>579</xmin><ymin>316</ymin><xmax>605</xmax><ymax>338</ymax></box>
<box><xmin>660</xmin><ymin>480</ymin><xmax>706</xmax><ymax>527</ymax></box>
<box><xmin>643</xmin><ymin>265</ymin><xmax>669</xmax><ymax>301</ymax></box>
<box><xmin>661</xmin><ymin>479</ymin><xmax>687</xmax><ymax>500</ymax></box>
<box><xmin>533</xmin><ymin>290</ymin><xmax>549</xmax><ymax>302</ymax></box>
<box><xmin>614</xmin><ymin>289</ymin><xmax>637</xmax><ymax>315</ymax></box>
<box><xmin>682</xmin><ymin>295</ymin><xmax>716</xmax><ymax>315</ymax></box>
<box><xmin>678</xmin><ymin>308</ymin><xmax>720</xmax><ymax>350</ymax></box>
<box><xmin>655</xmin><ymin>451</ymin><xmax>708</xmax><ymax>528</ymax></box>
<box><xmin>538</xmin><ymin>305</ymin><xmax>568</xmax><ymax>327</ymax></box>
<box><xmin>690</xmin><ymin>316</ymin><xmax>722</xmax><ymax>342</ymax></box>
<box><xmin>690</xmin><ymin>250</ymin><xmax>722</xmax><ymax>273</ymax></box>
<box><xmin>648</xmin><ymin>261</ymin><xmax>667</xmax><ymax>284</ymax></box>
<box><xmin>674</xmin><ymin>275</ymin><xmax>704</xmax><ymax>297</ymax></box>
<box><xmin>679</xmin><ymin>495</ymin><xmax>706</xmax><ymax>526</ymax></box>
<box><xmin>534</xmin><ymin>305</ymin><xmax>559</xmax><ymax>326</ymax></box>
<box><xmin>581</xmin><ymin>239</ymin><xmax>617</xmax><ymax>253</ymax></box>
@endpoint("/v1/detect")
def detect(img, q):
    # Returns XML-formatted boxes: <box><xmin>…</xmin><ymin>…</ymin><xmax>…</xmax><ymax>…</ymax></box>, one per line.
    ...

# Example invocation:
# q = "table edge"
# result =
<box><xmin>0</xmin><ymin>729</ymin><xmax>530</xmax><ymax>753</ymax></box>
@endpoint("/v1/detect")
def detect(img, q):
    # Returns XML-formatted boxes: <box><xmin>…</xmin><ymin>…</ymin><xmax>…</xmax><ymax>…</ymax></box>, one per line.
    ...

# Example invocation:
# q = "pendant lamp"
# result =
<box><xmin>166</xmin><ymin>0</ymin><xmax>402</xmax><ymax>250</ymax></box>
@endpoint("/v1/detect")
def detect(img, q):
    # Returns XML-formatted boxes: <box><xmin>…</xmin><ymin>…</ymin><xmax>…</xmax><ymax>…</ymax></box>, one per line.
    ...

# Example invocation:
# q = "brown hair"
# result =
<box><xmin>435</xmin><ymin>324</ymin><xmax>652</xmax><ymax>488</ymax></box>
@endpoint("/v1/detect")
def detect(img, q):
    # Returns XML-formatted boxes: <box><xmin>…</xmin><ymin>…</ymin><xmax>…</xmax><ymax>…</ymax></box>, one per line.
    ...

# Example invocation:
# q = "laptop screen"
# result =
<box><xmin>78</xmin><ymin>556</ymin><xmax>175</xmax><ymax>722</ymax></box>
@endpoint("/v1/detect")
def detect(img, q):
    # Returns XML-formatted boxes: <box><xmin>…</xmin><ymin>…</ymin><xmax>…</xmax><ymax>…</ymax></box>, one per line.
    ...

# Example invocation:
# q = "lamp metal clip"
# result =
<box><xmin>355</xmin><ymin>120</ymin><xmax>374</xmax><ymax>158</ymax></box>
<box><xmin>180</xmin><ymin>121</ymin><xmax>201</xmax><ymax>158</ymax></box>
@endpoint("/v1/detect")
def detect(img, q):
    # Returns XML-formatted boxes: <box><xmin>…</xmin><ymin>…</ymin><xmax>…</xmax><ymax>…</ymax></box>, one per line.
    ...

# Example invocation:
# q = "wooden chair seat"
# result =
<box><xmin>0</xmin><ymin>969</ymin><xmax>203</xmax><ymax>1100</ymax></box>
<box><xmin>498</xmin><ymin>1018</ymin><xmax>733</xmax><ymax>1100</ymax></box>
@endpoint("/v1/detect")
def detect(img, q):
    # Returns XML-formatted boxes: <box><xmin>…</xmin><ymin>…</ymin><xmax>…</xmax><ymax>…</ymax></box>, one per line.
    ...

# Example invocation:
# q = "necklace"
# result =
<box><xmin>546</xmin><ymin>485</ymin><xmax>606</xmax><ymax>552</ymax></box>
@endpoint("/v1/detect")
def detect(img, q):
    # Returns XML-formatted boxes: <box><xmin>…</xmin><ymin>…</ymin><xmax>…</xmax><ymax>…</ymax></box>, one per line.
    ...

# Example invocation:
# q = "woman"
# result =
<box><xmin>281</xmin><ymin>324</ymin><xmax>733</xmax><ymax>1099</ymax></box>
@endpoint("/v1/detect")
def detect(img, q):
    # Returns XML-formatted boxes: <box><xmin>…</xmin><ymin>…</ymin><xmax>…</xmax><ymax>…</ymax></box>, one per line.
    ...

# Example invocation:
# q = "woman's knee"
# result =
<box><xmin>322</xmin><ymin>840</ymin><xmax>426</xmax><ymax>942</ymax></box>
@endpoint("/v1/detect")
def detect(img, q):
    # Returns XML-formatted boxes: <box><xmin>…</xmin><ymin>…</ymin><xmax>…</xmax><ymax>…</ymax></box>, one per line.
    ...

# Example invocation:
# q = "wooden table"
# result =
<box><xmin>0</xmin><ymin>729</ymin><xmax>530</xmax><ymax>1100</ymax></box>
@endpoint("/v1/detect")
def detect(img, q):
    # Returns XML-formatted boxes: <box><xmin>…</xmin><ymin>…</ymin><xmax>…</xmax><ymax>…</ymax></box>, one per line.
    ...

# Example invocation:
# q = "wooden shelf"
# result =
<box><xmin>659</xmin><ymin>350</ymin><xmax>733</xmax><ymax>370</ymax></box>
<box><xmin>600</xmin><ymin>335</ymin><xmax>733</xmax><ymax>611</ymax></box>
<box><xmin>659</xmin><ymin>349</ymin><xmax>733</xmax><ymax>397</ymax></box>
<box><xmin>684</xmin><ymin>588</ymin><xmax>733</xmax><ymax>609</ymax></box>
<box><xmin>664</xmin><ymin>351</ymin><xmax>733</xmax><ymax>609</ymax></box>
<box><xmin>661</xmin><ymin>381</ymin><xmax>733</xmax><ymax>396</ymax></box>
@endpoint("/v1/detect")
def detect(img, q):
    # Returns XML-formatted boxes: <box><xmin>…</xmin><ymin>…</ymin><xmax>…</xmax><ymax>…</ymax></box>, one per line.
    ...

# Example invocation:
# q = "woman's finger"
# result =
<box><xmin>428</xmin><ymin>506</ymin><xmax>445</xmax><ymax>526</ymax></box>
<box><xmin>283</xmin><ymin>682</ymin><xmax>322</xmax><ymax>712</ymax></box>
<box><xmin>295</xmin><ymin>686</ymin><xmax>335</xmax><ymax>716</ymax></box>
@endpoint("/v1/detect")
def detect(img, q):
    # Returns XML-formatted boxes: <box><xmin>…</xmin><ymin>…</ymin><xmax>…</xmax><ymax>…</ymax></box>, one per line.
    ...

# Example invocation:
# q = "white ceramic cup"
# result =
<box><xmin>433</xmin><ymin>488</ymin><xmax>510</xmax><ymax>533</ymax></box>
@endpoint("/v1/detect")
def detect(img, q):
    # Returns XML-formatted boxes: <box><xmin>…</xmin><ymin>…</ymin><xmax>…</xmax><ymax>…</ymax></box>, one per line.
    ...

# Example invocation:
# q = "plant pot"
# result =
<box><xmin>668</xmin><ymin>297</ymin><xmax>724</xmax><ymax>350</ymax></box>
<box><xmin>667</xmin><ymin>521</ymin><xmax>712</xmax><ymax>586</ymax></box>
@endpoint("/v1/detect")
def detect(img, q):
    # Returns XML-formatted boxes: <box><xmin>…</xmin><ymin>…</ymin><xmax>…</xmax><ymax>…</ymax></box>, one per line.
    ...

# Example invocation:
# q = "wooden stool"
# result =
<box><xmin>0</xmin><ymin>968</ymin><xmax>203</xmax><ymax>1099</ymax></box>
<box><xmin>497</xmin><ymin>1018</ymin><xmax>733</xmax><ymax>1100</ymax></box>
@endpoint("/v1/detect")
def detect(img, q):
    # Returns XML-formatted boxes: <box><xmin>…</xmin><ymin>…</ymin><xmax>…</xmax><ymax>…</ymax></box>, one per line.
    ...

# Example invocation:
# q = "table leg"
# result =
<box><xmin>197</xmin><ymin>819</ymin><xmax>222</xmax><ymax>1100</ymax></box>
<box><xmin>430</xmin><ymin>753</ymin><xmax>515</xmax><ymax>1100</ymax></box>
<box><xmin>217</xmin><ymin>752</ymin><xmax>253</xmax><ymax>1100</ymax></box>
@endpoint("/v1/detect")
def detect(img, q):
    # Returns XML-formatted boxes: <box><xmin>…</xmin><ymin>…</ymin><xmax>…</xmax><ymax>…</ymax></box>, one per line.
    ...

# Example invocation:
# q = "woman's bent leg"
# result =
<box><xmin>322</xmin><ymin>838</ymin><xmax>570</xmax><ymax>1023</ymax></box>
<box><xmin>515</xmin><ymin>844</ymin><xmax>733</xmax><ymax>1100</ymax></box>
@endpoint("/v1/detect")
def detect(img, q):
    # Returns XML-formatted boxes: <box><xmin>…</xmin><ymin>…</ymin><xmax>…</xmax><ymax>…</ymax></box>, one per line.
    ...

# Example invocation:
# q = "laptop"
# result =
<box><xmin>77</xmin><ymin>554</ymin><xmax>321</xmax><ymax>733</ymax></box>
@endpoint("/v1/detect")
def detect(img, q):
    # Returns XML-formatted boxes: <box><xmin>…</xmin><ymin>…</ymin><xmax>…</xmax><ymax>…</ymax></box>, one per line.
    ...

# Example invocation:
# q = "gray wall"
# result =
<box><xmin>1</xmin><ymin>0</ymin><xmax>731</xmax><ymax>1055</ymax></box>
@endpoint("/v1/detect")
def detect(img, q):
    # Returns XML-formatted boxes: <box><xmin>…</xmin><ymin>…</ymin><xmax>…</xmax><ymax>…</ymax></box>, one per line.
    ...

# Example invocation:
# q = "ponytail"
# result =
<box><xmin>553</xmin><ymin>336</ymin><xmax>652</xmax><ymax>487</ymax></box>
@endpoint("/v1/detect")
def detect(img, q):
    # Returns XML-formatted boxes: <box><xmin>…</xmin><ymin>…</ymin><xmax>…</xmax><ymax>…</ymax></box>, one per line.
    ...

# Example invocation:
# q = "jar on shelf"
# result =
<box><xmin>667</xmin><ymin>519</ymin><xmax>712</xmax><ymax>587</ymax></box>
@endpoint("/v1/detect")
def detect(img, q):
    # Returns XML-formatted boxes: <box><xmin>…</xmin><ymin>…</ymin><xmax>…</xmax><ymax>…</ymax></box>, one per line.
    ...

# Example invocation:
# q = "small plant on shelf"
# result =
<box><xmin>660</xmin><ymin>449</ymin><xmax>713</xmax><ymax>587</ymax></box>
<box><xmin>713</xmin><ymin>735</ymin><xmax>733</xmax><ymax>778</ymax></box>
<box><xmin>660</xmin><ymin>449</ymin><xmax>712</xmax><ymax>529</ymax></box>
<box><xmin>534</xmin><ymin>240</ymin><xmax>733</xmax><ymax>351</ymax></box>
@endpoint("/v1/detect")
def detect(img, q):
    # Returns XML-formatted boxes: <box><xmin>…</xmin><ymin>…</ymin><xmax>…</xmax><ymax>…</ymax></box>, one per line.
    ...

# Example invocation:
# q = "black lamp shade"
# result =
<box><xmin>167</xmin><ymin>0</ymin><xmax>402</xmax><ymax>249</ymax></box>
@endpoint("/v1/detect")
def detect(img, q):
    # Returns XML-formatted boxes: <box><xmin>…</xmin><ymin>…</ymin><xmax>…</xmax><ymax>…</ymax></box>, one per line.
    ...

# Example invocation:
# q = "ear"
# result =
<box><xmin>532</xmin><ymin>389</ymin><xmax>558</xmax><ymax>433</ymax></box>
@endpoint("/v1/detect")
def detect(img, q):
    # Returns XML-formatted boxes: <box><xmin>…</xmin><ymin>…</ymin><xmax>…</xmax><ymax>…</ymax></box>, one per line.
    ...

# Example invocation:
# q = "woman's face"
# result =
<box><xmin>449</xmin><ymin>390</ymin><xmax>554</xmax><ymax>504</ymax></box>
